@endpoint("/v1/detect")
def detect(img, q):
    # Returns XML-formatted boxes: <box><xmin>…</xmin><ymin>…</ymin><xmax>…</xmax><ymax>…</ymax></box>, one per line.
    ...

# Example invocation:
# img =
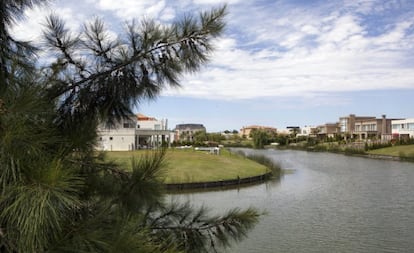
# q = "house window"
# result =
<box><xmin>109</xmin><ymin>137</ymin><xmax>113</xmax><ymax>141</ymax></box>
<box><xmin>123</xmin><ymin>122</ymin><xmax>135</xmax><ymax>128</ymax></box>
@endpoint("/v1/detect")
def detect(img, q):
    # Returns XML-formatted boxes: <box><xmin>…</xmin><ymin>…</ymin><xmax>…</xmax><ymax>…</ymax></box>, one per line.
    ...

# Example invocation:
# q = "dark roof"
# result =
<box><xmin>175</xmin><ymin>124</ymin><xmax>205</xmax><ymax>130</ymax></box>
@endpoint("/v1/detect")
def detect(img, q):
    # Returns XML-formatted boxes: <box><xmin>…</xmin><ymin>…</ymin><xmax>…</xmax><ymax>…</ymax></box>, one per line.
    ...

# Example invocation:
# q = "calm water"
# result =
<box><xmin>168</xmin><ymin>149</ymin><xmax>414</xmax><ymax>253</ymax></box>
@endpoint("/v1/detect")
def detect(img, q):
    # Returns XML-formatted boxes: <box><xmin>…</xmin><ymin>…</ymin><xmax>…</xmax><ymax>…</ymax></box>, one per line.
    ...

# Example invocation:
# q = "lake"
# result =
<box><xmin>168</xmin><ymin>149</ymin><xmax>414</xmax><ymax>253</ymax></box>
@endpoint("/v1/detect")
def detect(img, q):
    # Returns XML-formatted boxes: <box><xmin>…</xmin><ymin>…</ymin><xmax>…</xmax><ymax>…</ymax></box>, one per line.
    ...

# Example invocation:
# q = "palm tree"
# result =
<box><xmin>0</xmin><ymin>2</ymin><xmax>260</xmax><ymax>252</ymax></box>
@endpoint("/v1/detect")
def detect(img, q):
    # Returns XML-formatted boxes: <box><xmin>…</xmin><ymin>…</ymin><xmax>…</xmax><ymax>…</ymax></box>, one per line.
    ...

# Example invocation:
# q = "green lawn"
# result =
<box><xmin>367</xmin><ymin>144</ymin><xmax>414</xmax><ymax>157</ymax></box>
<box><xmin>104</xmin><ymin>148</ymin><xmax>269</xmax><ymax>184</ymax></box>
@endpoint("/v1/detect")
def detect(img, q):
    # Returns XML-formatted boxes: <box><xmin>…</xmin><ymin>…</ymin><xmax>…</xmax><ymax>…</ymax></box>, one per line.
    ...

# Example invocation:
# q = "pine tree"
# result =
<box><xmin>0</xmin><ymin>1</ymin><xmax>260</xmax><ymax>252</ymax></box>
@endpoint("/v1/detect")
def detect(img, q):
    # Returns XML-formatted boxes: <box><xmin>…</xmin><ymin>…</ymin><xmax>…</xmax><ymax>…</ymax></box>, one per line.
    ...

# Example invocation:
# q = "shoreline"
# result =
<box><xmin>266</xmin><ymin>146</ymin><xmax>414</xmax><ymax>162</ymax></box>
<box><xmin>165</xmin><ymin>171</ymin><xmax>273</xmax><ymax>191</ymax></box>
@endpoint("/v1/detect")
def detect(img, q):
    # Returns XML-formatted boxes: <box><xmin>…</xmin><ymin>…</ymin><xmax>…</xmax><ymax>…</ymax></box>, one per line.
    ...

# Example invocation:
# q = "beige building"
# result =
<box><xmin>317</xmin><ymin>123</ymin><xmax>339</xmax><ymax>139</ymax></box>
<box><xmin>239</xmin><ymin>125</ymin><xmax>277</xmax><ymax>139</ymax></box>
<box><xmin>174</xmin><ymin>124</ymin><xmax>206</xmax><ymax>142</ymax></box>
<box><xmin>339</xmin><ymin>114</ymin><xmax>396</xmax><ymax>141</ymax></box>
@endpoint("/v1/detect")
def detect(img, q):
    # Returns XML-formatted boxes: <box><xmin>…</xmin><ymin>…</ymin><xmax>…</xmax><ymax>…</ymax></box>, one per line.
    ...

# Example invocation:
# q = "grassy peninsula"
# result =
<box><xmin>105</xmin><ymin>148</ymin><xmax>270</xmax><ymax>184</ymax></box>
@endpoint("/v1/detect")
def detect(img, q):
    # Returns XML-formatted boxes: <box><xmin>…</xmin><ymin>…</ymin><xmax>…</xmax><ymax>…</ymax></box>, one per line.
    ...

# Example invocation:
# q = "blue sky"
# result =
<box><xmin>12</xmin><ymin>0</ymin><xmax>414</xmax><ymax>132</ymax></box>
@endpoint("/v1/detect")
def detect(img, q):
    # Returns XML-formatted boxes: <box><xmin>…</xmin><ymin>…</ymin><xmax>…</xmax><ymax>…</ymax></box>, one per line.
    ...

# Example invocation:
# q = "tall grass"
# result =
<box><xmin>233</xmin><ymin>150</ymin><xmax>281</xmax><ymax>176</ymax></box>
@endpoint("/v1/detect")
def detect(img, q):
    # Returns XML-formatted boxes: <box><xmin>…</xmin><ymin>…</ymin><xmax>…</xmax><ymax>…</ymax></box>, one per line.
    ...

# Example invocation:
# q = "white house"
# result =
<box><xmin>392</xmin><ymin>118</ymin><xmax>414</xmax><ymax>139</ymax></box>
<box><xmin>96</xmin><ymin>114</ymin><xmax>173</xmax><ymax>151</ymax></box>
<box><xmin>97</xmin><ymin>117</ymin><xmax>137</xmax><ymax>151</ymax></box>
<box><xmin>296</xmin><ymin>126</ymin><xmax>318</xmax><ymax>137</ymax></box>
<box><xmin>136</xmin><ymin>114</ymin><xmax>173</xmax><ymax>148</ymax></box>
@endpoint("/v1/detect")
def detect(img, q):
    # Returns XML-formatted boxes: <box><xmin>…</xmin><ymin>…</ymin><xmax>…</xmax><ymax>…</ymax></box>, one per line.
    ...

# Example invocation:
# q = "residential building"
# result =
<box><xmin>174</xmin><ymin>124</ymin><xmax>206</xmax><ymax>142</ymax></box>
<box><xmin>296</xmin><ymin>126</ymin><xmax>318</xmax><ymax>137</ymax></box>
<box><xmin>392</xmin><ymin>118</ymin><xmax>414</xmax><ymax>139</ymax></box>
<box><xmin>339</xmin><ymin>114</ymin><xmax>396</xmax><ymax>141</ymax></box>
<box><xmin>97</xmin><ymin>116</ymin><xmax>138</xmax><ymax>151</ymax></box>
<box><xmin>136</xmin><ymin>114</ymin><xmax>172</xmax><ymax>148</ymax></box>
<box><xmin>286</xmin><ymin>126</ymin><xmax>300</xmax><ymax>136</ymax></box>
<box><xmin>317</xmin><ymin>123</ymin><xmax>339</xmax><ymax>139</ymax></box>
<box><xmin>239</xmin><ymin>125</ymin><xmax>277</xmax><ymax>139</ymax></box>
<box><xmin>96</xmin><ymin>114</ymin><xmax>173</xmax><ymax>151</ymax></box>
<box><xmin>339</xmin><ymin>114</ymin><xmax>375</xmax><ymax>134</ymax></box>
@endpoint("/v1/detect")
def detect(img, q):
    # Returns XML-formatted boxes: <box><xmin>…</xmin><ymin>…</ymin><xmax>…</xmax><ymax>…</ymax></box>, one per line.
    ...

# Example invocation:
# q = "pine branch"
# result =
<box><xmin>148</xmin><ymin>204</ymin><xmax>260</xmax><ymax>253</ymax></box>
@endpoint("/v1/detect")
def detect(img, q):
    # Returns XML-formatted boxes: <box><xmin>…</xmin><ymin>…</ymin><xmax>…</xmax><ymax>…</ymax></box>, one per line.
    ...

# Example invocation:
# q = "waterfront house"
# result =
<box><xmin>239</xmin><ymin>125</ymin><xmax>277</xmax><ymax>139</ymax></box>
<box><xmin>317</xmin><ymin>123</ymin><xmax>340</xmax><ymax>139</ymax></box>
<box><xmin>339</xmin><ymin>114</ymin><xmax>396</xmax><ymax>141</ymax></box>
<box><xmin>96</xmin><ymin>114</ymin><xmax>173</xmax><ymax>151</ymax></box>
<box><xmin>391</xmin><ymin>118</ymin><xmax>414</xmax><ymax>139</ymax></box>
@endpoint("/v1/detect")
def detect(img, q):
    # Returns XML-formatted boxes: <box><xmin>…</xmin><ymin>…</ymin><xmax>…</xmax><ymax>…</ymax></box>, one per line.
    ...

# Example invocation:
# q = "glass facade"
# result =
<box><xmin>340</xmin><ymin>118</ymin><xmax>347</xmax><ymax>132</ymax></box>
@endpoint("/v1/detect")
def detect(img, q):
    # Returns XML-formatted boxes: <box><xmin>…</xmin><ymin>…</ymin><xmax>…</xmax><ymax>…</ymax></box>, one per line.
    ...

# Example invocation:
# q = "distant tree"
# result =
<box><xmin>232</xmin><ymin>129</ymin><xmax>239</xmax><ymax>134</ymax></box>
<box><xmin>224</xmin><ymin>130</ymin><xmax>231</xmax><ymax>134</ymax></box>
<box><xmin>208</xmin><ymin>132</ymin><xmax>225</xmax><ymax>143</ymax></box>
<box><xmin>193</xmin><ymin>130</ymin><xmax>208</xmax><ymax>143</ymax></box>
<box><xmin>274</xmin><ymin>134</ymin><xmax>288</xmax><ymax>146</ymax></box>
<box><xmin>0</xmin><ymin>2</ymin><xmax>260</xmax><ymax>252</ymax></box>
<box><xmin>193</xmin><ymin>131</ymin><xmax>224</xmax><ymax>144</ymax></box>
<box><xmin>250</xmin><ymin>129</ymin><xmax>269</xmax><ymax>149</ymax></box>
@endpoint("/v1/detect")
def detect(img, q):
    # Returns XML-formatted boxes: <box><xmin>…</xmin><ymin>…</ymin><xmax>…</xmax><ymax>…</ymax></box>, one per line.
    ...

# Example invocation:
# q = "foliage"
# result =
<box><xmin>250</xmin><ymin>129</ymin><xmax>269</xmax><ymax>149</ymax></box>
<box><xmin>192</xmin><ymin>131</ymin><xmax>225</xmax><ymax>144</ymax></box>
<box><xmin>364</xmin><ymin>142</ymin><xmax>392</xmax><ymax>151</ymax></box>
<box><xmin>0</xmin><ymin>2</ymin><xmax>260</xmax><ymax>252</ymax></box>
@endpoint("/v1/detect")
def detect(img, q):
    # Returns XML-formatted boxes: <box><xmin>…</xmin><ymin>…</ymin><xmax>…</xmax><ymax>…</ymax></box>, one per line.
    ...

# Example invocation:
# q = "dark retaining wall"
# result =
<box><xmin>165</xmin><ymin>172</ymin><xmax>272</xmax><ymax>190</ymax></box>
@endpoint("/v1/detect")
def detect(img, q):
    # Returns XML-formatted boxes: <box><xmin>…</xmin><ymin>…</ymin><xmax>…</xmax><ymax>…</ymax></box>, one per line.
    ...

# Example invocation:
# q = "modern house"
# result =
<box><xmin>96</xmin><ymin>114</ymin><xmax>173</xmax><ymax>151</ymax></box>
<box><xmin>239</xmin><ymin>125</ymin><xmax>277</xmax><ymax>139</ymax></box>
<box><xmin>339</xmin><ymin>114</ymin><xmax>396</xmax><ymax>141</ymax></box>
<box><xmin>174</xmin><ymin>124</ymin><xmax>206</xmax><ymax>142</ymax></box>
<box><xmin>136</xmin><ymin>114</ymin><xmax>172</xmax><ymax>149</ymax></box>
<box><xmin>296</xmin><ymin>126</ymin><xmax>318</xmax><ymax>138</ymax></box>
<box><xmin>317</xmin><ymin>123</ymin><xmax>340</xmax><ymax>139</ymax></box>
<box><xmin>392</xmin><ymin>118</ymin><xmax>414</xmax><ymax>139</ymax></box>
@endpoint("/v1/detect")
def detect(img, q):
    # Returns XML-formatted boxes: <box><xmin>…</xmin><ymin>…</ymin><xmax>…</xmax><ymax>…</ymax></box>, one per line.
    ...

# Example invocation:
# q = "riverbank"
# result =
<box><xmin>266</xmin><ymin>144</ymin><xmax>414</xmax><ymax>162</ymax></box>
<box><xmin>165</xmin><ymin>172</ymin><xmax>272</xmax><ymax>190</ymax></box>
<box><xmin>104</xmin><ymin>148</ymin><xmax>276</xmax><ymax>188</ymax></box>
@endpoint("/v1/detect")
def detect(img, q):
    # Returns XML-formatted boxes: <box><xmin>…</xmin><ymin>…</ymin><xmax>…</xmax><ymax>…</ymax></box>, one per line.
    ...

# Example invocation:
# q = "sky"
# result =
<box><xmin>11</xmin><ymin>0</ymin><xmax>414</xmax><ymax>132</ymax></box>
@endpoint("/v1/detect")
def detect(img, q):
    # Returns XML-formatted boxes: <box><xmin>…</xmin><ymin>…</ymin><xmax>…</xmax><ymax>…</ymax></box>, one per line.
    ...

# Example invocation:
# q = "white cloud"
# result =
<box><xmin>10</xmin><ymin>6</ymin><xmax>49</xmax><ymax>41</ymax></box>
<box><xmin>162</xmin><ymin>4</ymin><xmax>414</xmax><ymax>100</ymax></box>
<box><xmin>95</xmin><ymin>0</ymin><xmax>171</xmax><ymax>20</ymax></box>
<box><xmin>318</xmin><ymin>15</ymin><xmax>365</xmax><ymax>44</ymax></box>
<box><xmin>11</xmin><ymin>5</ymin><xmax>85</xmax><ymax>42</ymax></box>
<box><xmin>193</xmin><ymin>0</ymin><xmax>241</xmax><ymax>5</ymax></box>
<box><xmin>9</xmin><ymin>0</ymin><xmax>414</xmax><ymax>102</ymax></box>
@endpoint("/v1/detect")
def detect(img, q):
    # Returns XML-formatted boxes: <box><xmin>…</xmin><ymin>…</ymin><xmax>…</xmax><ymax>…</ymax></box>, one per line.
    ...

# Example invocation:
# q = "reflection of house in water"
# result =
<box><xmin>96</xmin><ymin>114</ymin><xmax>173</xmax><ymax>151</ymax></box>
